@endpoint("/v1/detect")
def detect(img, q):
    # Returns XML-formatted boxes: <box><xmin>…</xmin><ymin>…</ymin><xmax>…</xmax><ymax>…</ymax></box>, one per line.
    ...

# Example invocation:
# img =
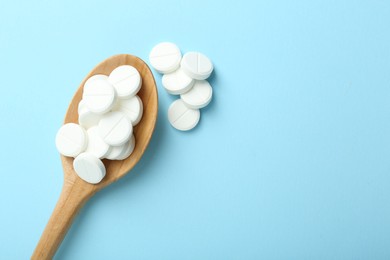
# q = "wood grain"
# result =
<box><xmin>31</xmin><ymin>54</ymin><xmax>158</xmax><ymax>260</ymax></box>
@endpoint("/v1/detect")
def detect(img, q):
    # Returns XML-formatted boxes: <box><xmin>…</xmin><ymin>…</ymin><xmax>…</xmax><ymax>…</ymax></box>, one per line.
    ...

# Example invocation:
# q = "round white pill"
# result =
<box><xmin>108</xmin><ymin>65</ymin><xmax>141</xmax><ymax>99</ymax></box>
<box><xmin>84</xmin><ymin>74</ymin><xmax>108</xmax><ymax>85</ymax></box>
<box><xmin>180</xmin><ymin>80</ymin><xmax>213</xmax><ymax>109</ymax></box>
<box><xmin>181</xmin><ymin>52</ymin><xmax>213</xmax><ymax>80</ymax></box>
<box><xmin>78</xmin><ymin>100</ymin><xmax>102</xmax><ymax>129</ymax></box>
<box><xmin>104</xmin><ymin>142</ymin><xmax>126</xmax><ymax>160</ymax></box>
<box><xmin>116</xmin><ymin>135</ymin><xmax>135</xmax><ymax>160</ymax></box>
<box><xmin>55</xmin><ymin>123</ymin><xmax>88</xmax><ymax>157</ymax></box>
<box><xmin>83</xmin><ymin>77</ymin><xmax>116</xmax><ymax>114</ymax></box>
<box><xmin>112</xmin><ymin>95</ymin><xmax>143</xmax><ymax>126</ymax></box>
<box><xmin>149</xmin><ymin>42</ymin><xmax>181</xmax><ymax>74</ymax></box>
<box><xmin>77</xmin><ymin>99</ymin><xmax>87</xmax><ymax>114</ymax></box>
<box><xmin>162</xmin><ymin>68</ymin><xmax>194</xmax><ymax>95</ymax></box>
<box><xmin>85</xmin><ymin>126</ymin><xmax>111</xmax><ymax>159</ymax></box>
<box><xmin>168</xmin><ymin>99</ymin><xmax>200</xmax><ymax>131</ymax></box>
<box><xmin>98</xmin><ymin>111</ymin><xmax>132</xmax><ymax>146</ymax></box>
<box><xmin>73</xmin><ymin>152</ymin><xmax>106</xmax><ymax>184</ymax></box>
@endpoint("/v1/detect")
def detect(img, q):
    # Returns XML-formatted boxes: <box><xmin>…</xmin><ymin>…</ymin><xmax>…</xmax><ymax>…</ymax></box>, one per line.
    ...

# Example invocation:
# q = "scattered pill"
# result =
<box><xmin>181</xmin><ymin>52</ymin><xmax>213</xmax><ymax>80</ymax></box>
<box><xmin>168</xmin><ymin>99</ymin><xmax>200</xmax><ymax>131</ymax></box>
<box><xmin>85</xmin><ymin>126</ymin><xmax>111</xmax><ymax>159</ymax></box>
<box><xmin>149</xmin><ymin>43</ymin><xmax>215</xmax><ymax>131</ymax></box>
<box><xmin>98</xmin><ymin>111</ymin><xmax>132</xmax><ymax>146</ymax></box>
<box><xmin>112</xmin><ymin>95</ymin><xmax>143</xmax><ymax>126</ymax></box>
<box><xmin>56</xmin><ymin>123</ymin><xmax>88</xmax><ymax>157</ymax></box>
<box><xmin>109</xmin><ymin>65</ymin><xmax>141</xmax><ymax>99</ymax></box>
<box><xmin>162</xmin><ymin>68</ymin><xmax>194</xmax><ymax>95</ymax></box>
<box><xmin>149</xmin><ymin>42</ymin><xmax>181</xmax><ymax>74</ymax></box>
<box><xmin>116</xmin><ymin>135</ymin><xmax>135</xmax><ymax>160</ymax></box>
<box><xmin>73</xmin><ymin>152</ymin><xmax>106</xmax><ymax>184</ymax></box>
<box><xmin>83</xmin><ymin>78</ymin><xmax>116</xmax><ymax>114</ymax></box>
<box><xmin>180</xmin><ymin>80</ymin><xmax>213</xmax><ymax>109</ymax></box>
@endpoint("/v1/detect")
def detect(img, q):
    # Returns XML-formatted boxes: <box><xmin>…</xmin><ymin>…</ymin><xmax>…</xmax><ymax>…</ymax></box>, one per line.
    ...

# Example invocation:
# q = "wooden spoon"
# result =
<box><xmin>31</xmin><ymin>54</ymin><xmax>158</xmax><ymax>259</ymax></box>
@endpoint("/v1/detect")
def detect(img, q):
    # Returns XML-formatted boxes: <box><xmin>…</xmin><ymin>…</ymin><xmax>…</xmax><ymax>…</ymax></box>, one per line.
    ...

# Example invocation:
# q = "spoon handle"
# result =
<box><xmin>31</xmin><ymin>180</ymin><xmax>94</xmax><ymax>259</ymax></box>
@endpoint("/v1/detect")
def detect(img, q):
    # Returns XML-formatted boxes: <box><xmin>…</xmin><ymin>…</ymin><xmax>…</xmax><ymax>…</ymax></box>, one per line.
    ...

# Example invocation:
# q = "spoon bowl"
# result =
<box><xmin>32</xmin><ymin>54</ymin><xmax>158</xmax><ymax>259</ymax></box>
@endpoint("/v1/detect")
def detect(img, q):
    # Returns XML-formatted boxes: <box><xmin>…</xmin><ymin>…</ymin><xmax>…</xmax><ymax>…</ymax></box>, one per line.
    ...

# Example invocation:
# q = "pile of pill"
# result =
<box><xmin>149</xmin><ymin>42</ymin><xmax>214</xmax><ymax>131</ymax></box>
<box><xmin>55</xmin><ymin>65</ymin><xmax>143</xmax><ymax>184</ymax></box>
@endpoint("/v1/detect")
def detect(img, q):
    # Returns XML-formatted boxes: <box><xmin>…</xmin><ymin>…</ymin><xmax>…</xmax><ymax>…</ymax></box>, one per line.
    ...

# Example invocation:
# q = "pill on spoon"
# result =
<box><xmin>73</xmin><ymin>152</ymin><xmax>106</xmax><ymax>184</ymax></box>
<box><xmin>115</xmin><ymin>135</ymin><xmax>135</xmax><ymax>160</ymax></box>
<box><xmin>83</xmin><ymin>78</ymin><xmax>116</xmax><ymax>114</ymax></box>
<box><xmin>98</xmin><ymin>111</ymin><xmax>132</xmax><ymax>146</ymax></box>
<box><xmin>112</xmin><ymin>95</ymin><xmax>143</xmax><ymax>126</ymax></box>
<box><xmin>162</xmin><ymin>68</ymin><xmax>194</xmax><ymax>95</ymax></box>
<box><xmin>181</xmin><ymin>52</ymin><xmax>213</xmax><ymax>80</ymax></box>
<box><xmin>104</xmin><ymin>142</ymin><xmax>126</xmax><ymax>160</ymax></box>
<box><xmin>180</xmin><ymin>80</ymin><xmax>213</xmax><ymax>109</ymax></box>
<box><xmin>55</xmin><ymin>123</ymin><xmax>88</xmax><ymax>157</ymax></box>
<box><xmin>108</xmin><ymin>65</ymin><xmax>141</xmax><ymax>99</ymax></box>
<box><xmin>78</xmin><ymin>100</ymin><xmax>102</xmax><ymax>129</ymax></box>
<box><xmin>84</xmin><ymin>74</ymin><xmax>108</xmax><ymax>84</ymax></box>
<box><xmin>85</xmin><ymin>126</ymin><xmax>111</xmax><ymax>159</ymax></box>
<box><xmin>149</xmin><ymin>42</ymin><xmax>181</xmax><ymax>74</ymax></box>
<box><xmin>168</xmin><ymin>99</ymin><xmax>200</xmax><ymax>131</ymax></box>
<box><xmin>77</xmin><ymin>99</ymin><xmax>87</xmax><ymax>114</ymax></box>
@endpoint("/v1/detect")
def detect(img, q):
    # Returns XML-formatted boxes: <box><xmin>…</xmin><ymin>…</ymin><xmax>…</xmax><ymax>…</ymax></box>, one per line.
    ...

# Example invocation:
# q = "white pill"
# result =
<box><xmin>168</xmin><ymin>99</ymin><xmax>200</xmax><ymax>131</ymax></box>
<box><xmin>98</xmin><ymin>111</ymin><xmax>132</xmax><ymax>146</ymax></box>
<box><xmin>104</xmin><ymin>142</ymin><xmax>126</xmax><ymax>160</ymax></box>
<box><xmin>180</xmin><ymin>80</ymin><xmax>213</xmax><ymax>109</ymax></box>
<box><xmin>55</xmin><ymin>123</ymin><xmax>87</xmax><ymax>157</ymax></box>
<box><xmin>162</xmin><ymin>68</ymin><xmax>194</xmax><ymax>95</ymax></box>
<box><xmin>116</xmin><ymin>135</ymin><xmax>135</xmax><ymax>160</ymax></box>
<box><xmin>83</xmin><ymin>77</ymin><xmax>116</xmax><ymax>114</ymax></box>
<box><xmin>108</xmin><ymin>65</ymin><xmax>141</xmax><ymax>99</ymax></box>
<box><xmin>85</xmin><ymin>126</ymin><xmax>111</xmax><ymax>159</ymax></box>
<box><xmin>77</xmin><ymin>99</ymin><xmax>87</xmax><ymax>114</ymax></box>
<box><xmin>181</xmin><ymin>52</ymin><xmax>213</xmax><ymax>80</ymax></box>
<box><xmin>112</xmin><ymin>95</ymin><xmax>143</xmax><ymax>126</ymax></box>
<box><xmin>78</xmin><ymin>100</ymin><xmax>102</xmax><ymax>129</ymax></box>
<box><xmin>149</xmin><ymin>42</ymin><xmax>181</xmax><ymax>74</ymax></box>
<box><xmin>73</xmin><ymin>152</ymin><xmax>106</xmax><ymax>184</ymax></box>
<box><xmin>84</xmin><ymin>74</ymin><xmax>108</xmax><ymax>85</ymax></box>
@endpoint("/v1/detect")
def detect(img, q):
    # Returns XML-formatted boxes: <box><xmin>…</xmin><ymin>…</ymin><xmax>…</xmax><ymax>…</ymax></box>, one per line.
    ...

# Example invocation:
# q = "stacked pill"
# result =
<box><xmin>55</xmin><ymin>65</ymin><xmax>143</xmax><ymax>184</ymax></box>
<box><xmin>149</xmin><ymin>42</ymin><xmax>213</xmax><ymax>131</ymax></box>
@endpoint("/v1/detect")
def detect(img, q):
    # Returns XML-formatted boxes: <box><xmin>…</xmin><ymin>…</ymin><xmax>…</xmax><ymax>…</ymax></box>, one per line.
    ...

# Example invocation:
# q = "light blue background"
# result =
<box><xmin>1</xmin><ymin>0</ymin><xmax>390</xmax><ymax>259</ymax></box>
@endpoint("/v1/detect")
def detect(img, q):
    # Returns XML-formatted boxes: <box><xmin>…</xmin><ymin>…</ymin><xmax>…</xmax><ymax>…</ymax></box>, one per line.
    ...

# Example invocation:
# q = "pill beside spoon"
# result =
<box><xmin>149</xmin><ymin>42</ymin><xmax>214</xmax><ymax>131</ymax></box>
